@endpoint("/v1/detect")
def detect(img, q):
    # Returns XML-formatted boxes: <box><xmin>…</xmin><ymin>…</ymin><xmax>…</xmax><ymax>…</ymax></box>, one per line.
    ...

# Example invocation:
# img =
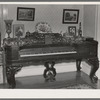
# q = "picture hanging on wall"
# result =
<box><xmin>62</xmin><ymin>9</ymin><xmax>79</xmax><ymax>24</ymax></box>
<box><xmin>13</xmin><ymin>24</ymin><xmax>24</xmax><ymax>38</ymax></box>
<box><xmin>17</xmin><ymin>7</ymin><xmax>35</xmax><ymax>21</ymax></box>
<box><xmin>68</xmin><ymin>26</ymin><xmax>76</xmax><ymax>36</ymax></box>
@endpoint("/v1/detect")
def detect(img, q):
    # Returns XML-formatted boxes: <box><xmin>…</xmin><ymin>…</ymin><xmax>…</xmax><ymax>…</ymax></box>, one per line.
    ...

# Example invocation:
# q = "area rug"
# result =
<box><xmin>15</xmin><ymin>82</ymin><xmax>95</xmax><ymax>89</ymax></box>
<box><xmin>50</xmin><ymin>79</ymin><xmax>96</xmax><ymax>89</ymax></box>
<box><xmin>61</xmin><ymin>83</ymin><xmax>95</xmax><ymax>89</ymax></box>
<box><xmin>35</xmin><ymin>80</ymin><xmax>96</xmax><ymax>89</ymax></box>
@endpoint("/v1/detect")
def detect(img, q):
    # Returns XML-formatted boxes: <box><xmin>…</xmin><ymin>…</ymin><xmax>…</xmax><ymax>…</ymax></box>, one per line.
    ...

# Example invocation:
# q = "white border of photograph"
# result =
<box><xmin>0</xmin><ymin>1</ymin><xmax>100</xmax><ymax>99</ymax></box>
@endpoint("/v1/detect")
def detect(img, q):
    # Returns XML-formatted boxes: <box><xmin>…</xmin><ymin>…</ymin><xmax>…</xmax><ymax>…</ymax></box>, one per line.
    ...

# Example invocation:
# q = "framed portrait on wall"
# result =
<box><xmin>63</xmin><ymin>9</ymin><xmax>79</xmax><ymax>24</ymax></box>
<box><xmin>17</xmin><ymin>7</ymin><xmax>35</xmax><ymax>21</ymax></box>
<box><xmin>68</xmin><ymin>26</ymin><xmax>76</xmax><ymax>36</ymax></box>
<box><xmin>13</xmin><ymin>24</ymin><xmax>24</xmax><ymax>38</ymax></box>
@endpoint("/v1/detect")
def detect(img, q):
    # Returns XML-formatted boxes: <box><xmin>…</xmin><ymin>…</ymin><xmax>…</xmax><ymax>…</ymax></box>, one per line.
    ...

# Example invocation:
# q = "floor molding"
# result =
<box><xmin>82</xmin><ymin>61</ymin><xmax>91</xmax><ymax>75</ymax></box>
<box><xmin>16</xmin><ymin>61</ymin><xmax>94</xmax><ymax>78</ymax></box>
<box><xmin>82</xmin><ymin>61</ymin><xmax>100</xmax><ymax>79</ymax></box>
<box><xmin>16</xmin><ymin>62</ymin><xmax>76</xmax><ymax>78</ymax></box>
<box><xmin>96</xmin><ymin>61</ymin><xmax>100</xmax><ymax>79</ymax></box>
<box><xmin>0</xmin><ymin>66</ymin><xmax>3</xmax><ymax>84</ymax></box>
<box><xmin>5</xmin><ymin>61</ymin><xmax>100</xmax><ymax>80</ymax></box>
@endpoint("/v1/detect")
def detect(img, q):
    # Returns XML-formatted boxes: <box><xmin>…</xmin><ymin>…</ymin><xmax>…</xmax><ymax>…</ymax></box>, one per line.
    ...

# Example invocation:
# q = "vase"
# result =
<box><xmin>4</xmin><ymin>20</ymin><xmax>13</xmax><ymax>38</ymax></box>
<box><xmin>78</xmin><ymin>22</ymin><xmax>82</xmax><ymax>37</ymax></box>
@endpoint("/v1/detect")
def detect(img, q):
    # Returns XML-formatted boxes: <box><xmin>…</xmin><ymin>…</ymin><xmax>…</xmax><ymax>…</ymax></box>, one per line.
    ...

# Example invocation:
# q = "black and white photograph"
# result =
<box><xmin>63</xmin><ymin>9</ymin><xmax>79</xmax><ymax>24</ymax></box>
<box><xmin>68</xmin><ymin>26</ymin><xmax>76</xmax><ymax>36</ymax></box>
<box><xmin>17</xmin><ymin>7</ymin><xmax>35</xmax><ymax>21</ymax></box>
<box><xmin>0</xmin><ymin>2</ymin><xmax>100</xmax><ymax>98</ymax></box>
<box><xmin>13</xmin><ymin>24</ymin><xmax>24</xmax><ymax>38</ymax></box>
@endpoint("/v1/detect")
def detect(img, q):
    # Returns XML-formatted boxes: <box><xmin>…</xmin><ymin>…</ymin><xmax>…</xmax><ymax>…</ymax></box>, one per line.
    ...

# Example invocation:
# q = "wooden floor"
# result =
<box><xmin>0</xmin><ymin>71</ymin><xmax>100</xmax><ymax>89</ymax></box>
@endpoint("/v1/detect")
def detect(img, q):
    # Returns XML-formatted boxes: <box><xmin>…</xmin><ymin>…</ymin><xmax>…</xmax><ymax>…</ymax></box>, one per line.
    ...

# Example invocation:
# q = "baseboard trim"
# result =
<box><xmin>96</xmin><ymin>61</ymin><xmax>100</xmax><ymax>79</ymax></box>
<box><xmin>0</xmin><ymin>66</ymin><xmax>3</xmax><ymax>84</ymax></box>
<box><xmin>82</xmin><ymin>61</ymin><xmax>100</xmax><ymax>79</ymax></box>
<box><xmin>5</xmin><ymin>61</ymin><xmax>100</xmax><ymax>79</ymax></box>
<box><xmin>82</xmin><ymin>61</ymin><xmax>91</xmax><ymax>75</ymax></box>
<box><xmin>16</xmin><ymin>62</ymin><xmax>76</xmax><ymax>78</ymax></box>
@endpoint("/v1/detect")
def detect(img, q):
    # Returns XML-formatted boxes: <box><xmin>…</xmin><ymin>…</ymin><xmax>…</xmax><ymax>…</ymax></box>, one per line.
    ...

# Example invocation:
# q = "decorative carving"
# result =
<box><xmin>43</xmin><ymin>61</ymin><xmax>56</xmax><ymax>82</ymax></box>
<box><xmin>3</xmin><ymin>38</ymin><xmax>19</xmax><ymax>46</ymax></box>
<box><xmin>87</xmin><ymin>57</ymin><xmax>99</xmax><ymax>83</ymax></box>
<box><xmin>6</xmin><ymin>65</ymin><xmax>22</xmax><ymax>88</ymax></box>
<box><xmin>76</xmin><ymin>59</ymin><xmax>82</xmax><ymax>72</ymax></box>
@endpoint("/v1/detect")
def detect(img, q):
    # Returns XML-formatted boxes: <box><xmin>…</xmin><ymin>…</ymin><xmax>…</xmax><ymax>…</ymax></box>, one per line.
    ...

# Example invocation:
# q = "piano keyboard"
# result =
<box><xmin>20</xmin><ymin>51</ymin><xmax>77</xmax><ymax>57</ymax></box>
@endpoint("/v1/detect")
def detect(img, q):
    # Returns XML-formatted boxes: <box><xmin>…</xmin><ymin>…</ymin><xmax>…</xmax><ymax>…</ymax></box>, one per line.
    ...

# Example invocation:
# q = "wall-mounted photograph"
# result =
<box><xmin>68</xmin><ymin>26</ymin><xmax>76</xmax><ymax>36</ymax></box>
<box><xmin>13</xmin><ymin>24</ymin><xmax>24</xmax><ymax>38</ymax></box>
<box><xmin>17</xmin><ymin>7</ymin><xmax>35</xmax><ymax>21</ymax></box>
<box><xmin>63</xmin><ymin>9</ymin><xmax>79</xmax><ymax>24</ymax></box>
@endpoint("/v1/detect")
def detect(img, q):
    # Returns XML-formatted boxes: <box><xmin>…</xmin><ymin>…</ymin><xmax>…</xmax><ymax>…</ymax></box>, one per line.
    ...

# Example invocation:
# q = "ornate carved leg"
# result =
<box><xmin>87</xmin><ymin>57</ymin><xmax>99</xmax><ymax>83</ymax></box>
<box><xmin>6</xmin><ymin>65</ymin><xmax>22</xmax><ymax>88</ymax></box>
<box><xmin>76</xmin><ymin>59</ymin><xmax>82</xmax><ymax>72</ymax></box>
<box><xmin>43</xmin><ymin>61</ymin><xmax>56</xmax><ymax>82</ymax></box>
<box><xmin>6</xmin><ymin>66</ymin><xmax>16</xmax><ymax>88</ymax></box>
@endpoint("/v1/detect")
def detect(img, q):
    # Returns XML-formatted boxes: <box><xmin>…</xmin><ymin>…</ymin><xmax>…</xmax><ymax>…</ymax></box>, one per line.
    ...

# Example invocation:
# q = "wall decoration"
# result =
<box><xmin>35</xmin><ymin>22</ymin><xmax>52</xmax><ymax>33</ymax></box>
<box><xmin>63</xmin><ymin>9</ymin><xmax>79</xmax><ymax>24</ymax></box>
<box><xmin>13</xmin><ymin>24</ymin><xmax>24</xmax><ymax>38</ymax></box>
<box><xmin>68</xmin><ymin>26</ymin><xmax>76</xmax><ymax>36</ymax></box>
<box><xmin>4</xmin><ymin>19</ymin><xmax>13</xmax><ymax>38</ymax></box>
<box><xmin>17</xmin><ymin>7</ymin><xmax>35</xmax><ymax>21</ymax></box>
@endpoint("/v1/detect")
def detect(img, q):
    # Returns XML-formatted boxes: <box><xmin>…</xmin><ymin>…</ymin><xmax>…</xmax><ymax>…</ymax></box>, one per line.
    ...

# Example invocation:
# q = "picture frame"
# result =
<box><xmin>63</xmin><ymin>9</ymin><xmax>79</xmax><ymax>24</ymax></box>
<box><xmin>68</xmin><ymin>26</ymin><xmax>76</xmax><ymax>36</ymax></box>
<box><xmin>13</xmin><ymin>24</ymin><xmax>24</xmax><ymax>38</ymax></box>
<box><xmin>17</xmin><ymin>7</ymin><xmax>35</xmax><ymax>21</ymax></box>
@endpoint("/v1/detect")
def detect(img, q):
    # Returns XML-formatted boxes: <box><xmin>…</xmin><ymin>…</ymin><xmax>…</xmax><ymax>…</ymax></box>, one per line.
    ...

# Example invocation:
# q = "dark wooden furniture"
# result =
<box><xmin>3</xmin><ymin>33</ymin><xmax>99</xmax><ymax>88</ymax></box>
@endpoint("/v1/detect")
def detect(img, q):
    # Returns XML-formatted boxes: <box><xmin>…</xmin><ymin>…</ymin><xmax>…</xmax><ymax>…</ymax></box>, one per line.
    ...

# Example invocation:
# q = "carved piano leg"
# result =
<box><xmin>87</xmin><ymin>57</ymin><xmax>99</xmax><ymax>83</ymax></box>
<box><xmin>6</xmin><ymin>65</ymin><xmax>22</xmax><ymax>88</ymax></box>
<box><xmin>76</xmin><ymin>59</ymin><xmax>82</xmax><ymax>72</ymax></box>
<box><xmin>6</xmin><ymin>66</ymin><xmax>16</xmax><ymax>88</ymax></box>
<box><xmin>43</xmin><ymin>61</ymin><xmax>56</xmax><ymax>82</ymax></box>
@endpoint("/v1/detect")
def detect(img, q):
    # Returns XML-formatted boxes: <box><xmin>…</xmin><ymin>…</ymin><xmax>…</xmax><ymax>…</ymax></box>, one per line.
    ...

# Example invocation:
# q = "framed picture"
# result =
<box><xmin>63</xmin><ymin>9</ymin><xmax>79</xmax><ymax>24</ymax></box>
<box><xmin>17</xmin><ymin>7</ymin><xmax>35</xmax><ymax>21</ymax></box>
<box><xmin>68</xmin><ymin>26</ymin><xmax>76</xmax><ymax>36</ymax></box>
<box><xmin>13</xmin><ymin>24</ymin><xmax>24</xmax><ymax>38</ymax></box>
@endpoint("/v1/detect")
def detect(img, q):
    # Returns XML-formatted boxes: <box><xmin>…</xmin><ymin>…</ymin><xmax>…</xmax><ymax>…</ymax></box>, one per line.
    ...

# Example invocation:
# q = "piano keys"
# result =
<box><xmin>20</xmin><ymin>51</ymin><xmax>77</xmax><ymax>57</ymax></box>
<box><xmin>19</xmin><ymin>46</ymin><xmax>77</xmax><ymax>57</ymax></box>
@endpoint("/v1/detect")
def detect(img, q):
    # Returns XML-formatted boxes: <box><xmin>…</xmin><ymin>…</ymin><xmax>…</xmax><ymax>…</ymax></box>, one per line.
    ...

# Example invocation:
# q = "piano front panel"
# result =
<box><xmin>76</xmin><ymin>41</ymin><xmax>98</xmax><ymax>58</ymax></box>
<box><xmin>89</xmin><ymin>43</ymin><xmax>98</xmax><ymax>57</ymax></box>
<box><xmin>5</xmin><ymin>45</ymin><xmax>19</xmax><ymax>60</ymax></box>
<box><xmin>9</xmin><ymin>52</ymin><xmax>78</xmax><ymax>66</ymax></box>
